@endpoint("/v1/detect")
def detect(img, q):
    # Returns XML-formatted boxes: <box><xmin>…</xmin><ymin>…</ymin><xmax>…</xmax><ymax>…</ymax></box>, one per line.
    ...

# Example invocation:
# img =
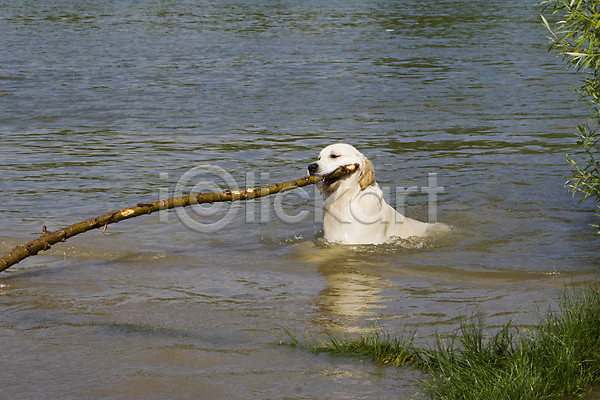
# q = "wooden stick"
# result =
<box><xmin>0</xmin><ymin>164</ymin><xmax>358</xmax><ymax>272</ymax></box>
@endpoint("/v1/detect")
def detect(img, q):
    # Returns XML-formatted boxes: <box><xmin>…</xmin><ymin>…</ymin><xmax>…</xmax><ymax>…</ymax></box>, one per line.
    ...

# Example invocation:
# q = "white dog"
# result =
<box><xmin>308</xmin><ymin>143</ymin><xmax>440</xmax><ymax>244</ymax></box>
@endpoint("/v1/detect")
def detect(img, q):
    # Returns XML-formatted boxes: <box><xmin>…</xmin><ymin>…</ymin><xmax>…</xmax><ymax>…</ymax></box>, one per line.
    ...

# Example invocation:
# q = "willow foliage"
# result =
<box><xmin>542</xmin><ymin>0</ymin><xmax>600</xmax><ymax>231</ymax></box>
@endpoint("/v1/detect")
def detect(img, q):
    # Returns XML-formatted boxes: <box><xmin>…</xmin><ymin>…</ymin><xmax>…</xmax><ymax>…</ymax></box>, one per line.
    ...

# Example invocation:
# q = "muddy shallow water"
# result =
<box><xmin>1</xmin><ymin>0</ymin><xmax>599</xmax><ymax>398</ymax></box>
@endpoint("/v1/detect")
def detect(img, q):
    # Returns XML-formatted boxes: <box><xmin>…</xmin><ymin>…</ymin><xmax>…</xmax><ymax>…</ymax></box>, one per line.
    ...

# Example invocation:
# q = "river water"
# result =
<box><xmin>1</xmin><ymin>1</ymin><xmax>599</xmax><ymax>399</ymax></box>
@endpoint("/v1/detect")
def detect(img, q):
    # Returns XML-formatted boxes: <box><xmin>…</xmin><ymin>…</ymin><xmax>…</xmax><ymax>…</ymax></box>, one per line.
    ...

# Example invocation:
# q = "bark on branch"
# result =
<box><xmin>0</xmin><ymin>164</ymin><xmax>358</xmax><ymax>273</ymax></box>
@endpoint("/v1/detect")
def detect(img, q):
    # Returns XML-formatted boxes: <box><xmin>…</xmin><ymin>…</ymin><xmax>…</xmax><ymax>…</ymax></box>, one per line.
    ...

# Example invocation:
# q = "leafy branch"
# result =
<box><xmin>542</xmin><ymin>0</ymin><xmax>600</xmax><ymax>232</ymax></box>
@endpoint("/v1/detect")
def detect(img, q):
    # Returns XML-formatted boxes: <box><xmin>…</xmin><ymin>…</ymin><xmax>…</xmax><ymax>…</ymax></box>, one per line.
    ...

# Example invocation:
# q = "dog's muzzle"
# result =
<box><xmin>307</xmin><ymin>163</ymin><xmax>339</xmax><ymax>184</ymax></box>
<box><xmin>307</xmin><ymin>163</ymin><xmax>319</xmax><ymax>176</ymax></box>
<box><xmin>308</xmin><ymin>162</ymin><xmax>351</xmax><ymax>185</ymax></box>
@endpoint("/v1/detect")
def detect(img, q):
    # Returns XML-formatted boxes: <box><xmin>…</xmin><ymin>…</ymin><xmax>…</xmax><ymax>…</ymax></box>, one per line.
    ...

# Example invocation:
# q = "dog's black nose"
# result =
<box><xmin>307</xmin><ymin>163</ymin><xmax>319</xmax><ymax>175</ymax></box>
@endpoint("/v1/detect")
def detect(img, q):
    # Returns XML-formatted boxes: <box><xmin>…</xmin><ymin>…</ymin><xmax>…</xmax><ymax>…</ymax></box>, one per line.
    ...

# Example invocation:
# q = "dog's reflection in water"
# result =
<box><xmin>314</xmin><ymin>261</ymin><xmax>391</xmax><ymax>331</ymax></box>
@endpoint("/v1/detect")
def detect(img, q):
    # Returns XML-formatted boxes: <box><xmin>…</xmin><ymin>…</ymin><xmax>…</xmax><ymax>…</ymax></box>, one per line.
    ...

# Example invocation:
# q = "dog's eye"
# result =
<box><xmin>330</xmin><ymin>154</ymin><xmax>340</xmax><ymax>159</ymax></box>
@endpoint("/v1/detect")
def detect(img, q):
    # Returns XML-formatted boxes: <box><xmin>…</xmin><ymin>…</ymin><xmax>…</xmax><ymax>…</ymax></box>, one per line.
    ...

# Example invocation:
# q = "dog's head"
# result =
<box><xmin>307</xmin><ymin>143</ymin><xmax>375</xmax><ymax>195</ymax></box>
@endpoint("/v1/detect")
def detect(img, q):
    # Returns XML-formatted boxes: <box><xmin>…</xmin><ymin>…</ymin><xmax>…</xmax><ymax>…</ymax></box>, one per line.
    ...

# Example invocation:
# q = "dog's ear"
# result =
<box><xmin>359</xmin><ymin>157</ymin><xmax>375</xmax><ymax>190</ymax></box>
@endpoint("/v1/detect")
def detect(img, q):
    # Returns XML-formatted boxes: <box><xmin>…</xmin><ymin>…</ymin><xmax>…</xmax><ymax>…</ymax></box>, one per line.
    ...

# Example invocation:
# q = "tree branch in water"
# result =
<box><xmin>0</xmin><ymin>164</ymin><xmax>358</xmax><ymax>272</ymax></box>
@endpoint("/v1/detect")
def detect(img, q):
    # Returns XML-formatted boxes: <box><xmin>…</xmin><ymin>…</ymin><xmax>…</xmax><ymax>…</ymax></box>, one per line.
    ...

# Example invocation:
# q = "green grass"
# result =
<box><xmin>302</xmin><ymin>288</ymin><xmax>600</xmax><ymax>400</ymax></box>
<box><xmin>318</xmin><ymin>329</ymin><xmax>421</xmax><ymax>367</ymax></box>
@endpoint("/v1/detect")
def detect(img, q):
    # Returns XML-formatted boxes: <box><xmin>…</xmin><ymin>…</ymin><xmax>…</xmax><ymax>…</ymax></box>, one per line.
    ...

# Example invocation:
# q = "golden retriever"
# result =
<box><xmin>308</xmin><ymin>143</ymin><xmax>442</xmax><ymax>244</ymax></box>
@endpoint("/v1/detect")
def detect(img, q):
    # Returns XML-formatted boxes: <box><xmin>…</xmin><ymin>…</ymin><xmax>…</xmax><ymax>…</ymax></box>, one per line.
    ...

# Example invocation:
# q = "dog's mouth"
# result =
<box><xmin>319</xmin><ymin>163</ymin><xmax>359</xmax><ymax>187</ymax></box>
<box><xmin>323</xmin><ymin>173</ymin><xmax>341</xmax><ymax>186</ymax></box>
